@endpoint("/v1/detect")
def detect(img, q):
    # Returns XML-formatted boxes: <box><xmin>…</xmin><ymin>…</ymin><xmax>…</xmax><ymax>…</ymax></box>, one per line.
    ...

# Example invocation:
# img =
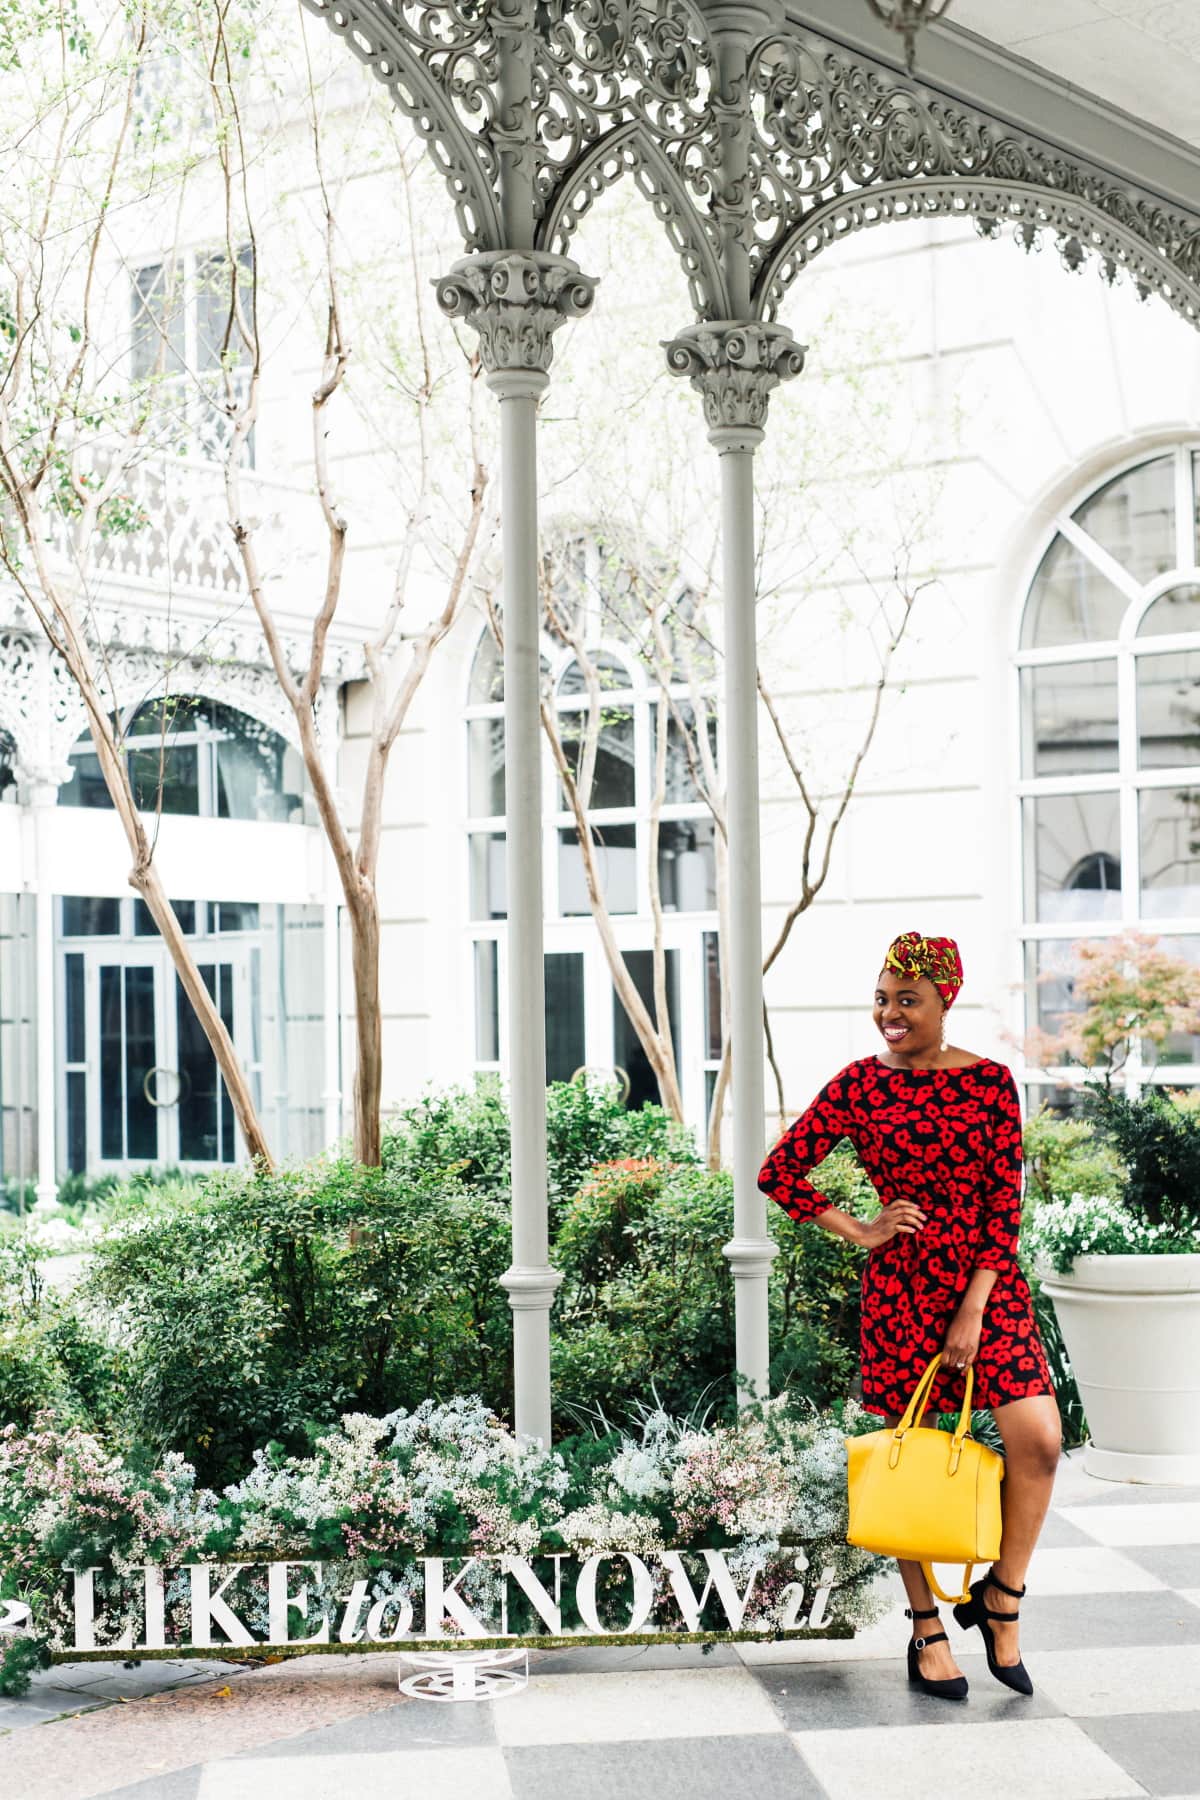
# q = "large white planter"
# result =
<box><xmin>1039</xmin><ymin>1253</ymin><xmax>1200</xmax><ymax>1484</ymax></box>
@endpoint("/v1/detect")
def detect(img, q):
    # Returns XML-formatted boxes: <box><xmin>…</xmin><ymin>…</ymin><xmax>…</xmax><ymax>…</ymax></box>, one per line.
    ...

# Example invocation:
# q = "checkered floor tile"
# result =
<box><xmin>2</xmin><ymin>1454</ymin><xmax>1198</xmax><ymax>1799</ymax></box>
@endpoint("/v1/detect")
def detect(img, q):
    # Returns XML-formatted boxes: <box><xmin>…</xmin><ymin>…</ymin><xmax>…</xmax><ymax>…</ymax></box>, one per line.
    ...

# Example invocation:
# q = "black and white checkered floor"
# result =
<box><xmin>4</xmin><ymin>1453</ymin><xmax>1199</xmax><ymax>1799</ymax></box>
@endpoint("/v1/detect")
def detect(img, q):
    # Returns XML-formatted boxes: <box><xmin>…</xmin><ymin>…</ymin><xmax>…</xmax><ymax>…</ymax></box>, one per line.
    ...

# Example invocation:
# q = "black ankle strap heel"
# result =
<box><xmin>986</xmin><ymin>1572</ymin><xmax>1026</xmax><ymax>1601</ymax></box>
<box><xmin>952</xmin><ymin>1568</ymin><xmax>1034</xmax><ymax>1696</ymax></box>
<box><xmin>904</xmin><ymin>1606</ymin><xmax>968</xmax><ymax>1703</ymax></box>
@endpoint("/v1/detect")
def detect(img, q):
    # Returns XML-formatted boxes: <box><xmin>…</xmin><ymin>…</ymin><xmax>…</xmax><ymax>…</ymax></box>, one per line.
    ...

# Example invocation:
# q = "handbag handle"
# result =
<box><xmin>922</xmin><ymin>1561</ymin><xmax>975</xmax><ymax>1605</ymax></box>
<box><xmin>889</xmin><ymin>1355</ymin><xmax>975</xmax><ymax>1473</ymax></box>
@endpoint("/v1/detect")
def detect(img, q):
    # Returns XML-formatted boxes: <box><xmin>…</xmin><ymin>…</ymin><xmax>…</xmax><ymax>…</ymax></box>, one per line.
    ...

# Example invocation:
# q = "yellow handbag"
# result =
<box><xmin>845</xmin><ymin>1354</ymin><xmax>1004</xmax><ymax>1604</ymax></box>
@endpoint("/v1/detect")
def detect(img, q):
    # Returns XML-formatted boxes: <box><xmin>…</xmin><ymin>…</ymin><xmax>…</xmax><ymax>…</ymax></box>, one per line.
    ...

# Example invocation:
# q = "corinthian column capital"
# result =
<box><xmin>435</xmin><ymin>251</ymin><xmax>598</xmax><ymax>397</ymax></box>
<box><xmin>663</xmin><ymin>321</ymin><xmax>806</xmax><ymax>450</ymax></box>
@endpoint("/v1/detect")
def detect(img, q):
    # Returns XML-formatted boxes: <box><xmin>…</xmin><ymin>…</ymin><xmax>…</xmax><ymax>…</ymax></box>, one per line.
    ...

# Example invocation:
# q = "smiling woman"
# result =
<box><xmin>758</xmin><ymin>929</ymin><xmax>1062</xmax><ymax>1706</ymax></box>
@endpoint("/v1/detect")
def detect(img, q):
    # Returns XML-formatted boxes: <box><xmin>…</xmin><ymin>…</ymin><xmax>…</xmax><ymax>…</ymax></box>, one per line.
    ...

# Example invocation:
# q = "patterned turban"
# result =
<box><xmin>881</xmin><ymin>931</ymin><xmax>964</xmax><ymax>1009</ymax></box>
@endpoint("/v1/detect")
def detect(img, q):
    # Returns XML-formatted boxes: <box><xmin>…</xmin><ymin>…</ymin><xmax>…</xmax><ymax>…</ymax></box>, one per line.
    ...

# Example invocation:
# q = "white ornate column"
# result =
<box><xmin>437</xmin><ymin>250</ymin><xmax>596</xmax><ymax>1443</ymax></box>
<box><xmin>662</xmin><ymin>0</ymin><xmax>807</xmax><ymax>1403</ymax></box>
<box><xmin>665</xmin><ymin>323</ymin><xmax>803</xmax><ymax>1401</ymax></box>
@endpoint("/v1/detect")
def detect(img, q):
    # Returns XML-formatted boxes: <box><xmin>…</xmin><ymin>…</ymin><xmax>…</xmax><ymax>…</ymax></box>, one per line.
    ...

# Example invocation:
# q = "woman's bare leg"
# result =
<box><xmin>882</xmin><ymin>1413</ymin><xmax>965</xmax><ymax>1682</ymax></box>
<box><xmin>984</xmin><ymin>1395</ymin><xmax>1062</xmax><ymax>1665</ymax></box>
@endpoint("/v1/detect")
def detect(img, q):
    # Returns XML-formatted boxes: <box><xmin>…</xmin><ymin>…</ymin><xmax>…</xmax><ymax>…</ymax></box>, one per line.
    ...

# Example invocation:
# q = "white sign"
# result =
<box><xmin>6</xmin><ymin>1550</ymin><xmax>839</xmax><ymax>1652</ymax></box>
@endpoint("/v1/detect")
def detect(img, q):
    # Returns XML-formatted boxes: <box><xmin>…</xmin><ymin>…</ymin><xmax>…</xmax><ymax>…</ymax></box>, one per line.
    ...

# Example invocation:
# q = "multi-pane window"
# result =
<box><xmin>131</xmin><ymin>246</ymin><xmax>254</xmax><ymax>462</ymax></box>
<box><xmin>59</xmin><ymin>697</ymin><xmax>306</xmax><ymax>824</ymax></box>
<box><xmin>465</xmin><ymin>571</ymin><xmax>720</xmax><ymax>1126</ymax></box>
<box><xmin>1018</xmin><ymin>446</ymin><xmax>1200</xmax><ymax>1098</ymax></box>
<box><xmin>466</xmin><ymin>639</ymin><xmax>717</xmax><ymax>930</ymax></box>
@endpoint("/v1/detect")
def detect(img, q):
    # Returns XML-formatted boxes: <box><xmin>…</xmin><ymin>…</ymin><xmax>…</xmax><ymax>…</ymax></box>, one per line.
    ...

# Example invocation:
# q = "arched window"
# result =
<box><xmin>1018</xmin><ymin>446</ymin><xmax>1200</xmax><ymax>1087</ymax></box>
<box><xmin>59</xmin><ymin>697</ymin><xmax>306</xmax><ymax>823</ymax></box>
<box><xmin>465</xmin><ymin>545</ymin><xmax>721</xmax><ymax>1120</ymax></box>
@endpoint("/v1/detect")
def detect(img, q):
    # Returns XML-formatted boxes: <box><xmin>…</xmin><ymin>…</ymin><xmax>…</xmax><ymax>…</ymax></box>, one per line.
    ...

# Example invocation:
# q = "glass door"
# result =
<box><xmin>174</xmin><ymin>962</ymin><xmax>237</xmax><ymax>1163</ymax></box>
<box><xmin>96</xmin><ymin>956</ymin><xmax>162</xmax><ymax>1165</ymax></box>
<box><xmin>68</xmin><ymin>936</ymin><xmax>255</xmax><ymax>1173</ymax></box>
<box><xmin>613</xmin><ymin>949</ymin><xmax>680</xmax><ymax>1112</ymax></box>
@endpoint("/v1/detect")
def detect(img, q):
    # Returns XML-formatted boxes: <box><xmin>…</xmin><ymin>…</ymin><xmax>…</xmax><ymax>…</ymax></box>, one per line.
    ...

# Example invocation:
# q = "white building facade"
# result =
<box><xmin>378</xmin><ymin>215</ymin><xmax>1200</xmax><ymax>1142</ymax></box>
<box><xmin>3</xmin><ymin>215</ymin><xmax>1199</xmax><ymax>1199</ymax></box>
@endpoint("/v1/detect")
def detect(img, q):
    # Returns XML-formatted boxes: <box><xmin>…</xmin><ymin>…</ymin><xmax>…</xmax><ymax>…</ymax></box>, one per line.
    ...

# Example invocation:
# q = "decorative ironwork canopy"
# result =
<box><xmin>302</xmin><ymin>0</ymin><xmax>1200</xmax><ymax>329</ymax></box>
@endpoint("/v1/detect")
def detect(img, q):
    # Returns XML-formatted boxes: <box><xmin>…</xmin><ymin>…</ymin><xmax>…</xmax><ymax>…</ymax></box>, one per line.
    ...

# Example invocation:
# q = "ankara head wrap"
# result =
<box><xmin>882</xmin><ymin>931</ymin><xmax>964</xmax><ymax>1010</ymax></box>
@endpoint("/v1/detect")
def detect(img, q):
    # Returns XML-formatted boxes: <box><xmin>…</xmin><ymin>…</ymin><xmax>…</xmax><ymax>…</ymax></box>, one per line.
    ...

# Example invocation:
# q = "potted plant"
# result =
<box><xmin>1023</xmin><ymin>934</ymin><xmax>1200</xmax><ymax>1483</ymax></box>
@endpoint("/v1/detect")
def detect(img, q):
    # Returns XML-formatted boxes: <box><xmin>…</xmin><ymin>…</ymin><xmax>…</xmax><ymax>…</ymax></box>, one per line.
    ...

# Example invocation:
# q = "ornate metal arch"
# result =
<box><xmin>745</xmin><ymin>32</ymin><xmax>1200</xmax><ymax>324</ymax></box>
<box><xmin>302</xmin><ymin>0</ymin><xmax>1200</xmax><ymax>331</ymax></box>
<box><xmin>302</xmin><ymin>0</ymin><xmax>504</xmax><ymax>252</ymax></box>
<box><xmin>757</xmin><ymin>178</ymin><xmax>1200</xmax><ymax>327</ymax></box>
<box><xmin>536</xmin><ymin>121</ymin><xmax>730</xmax><ymax>321</ymax></box>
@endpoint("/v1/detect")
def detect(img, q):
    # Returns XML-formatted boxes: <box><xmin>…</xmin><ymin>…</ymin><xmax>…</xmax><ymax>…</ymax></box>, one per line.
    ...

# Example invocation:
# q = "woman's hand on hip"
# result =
<box><xmin>941</xmin><ymin>1302</ymin><xmax>983</xmax><ymax>1371</ymax></box>
<box><xmin>853</xmin><ymin>1202</ymin><xmax>927</xmax><ymax>1249</ymax></box>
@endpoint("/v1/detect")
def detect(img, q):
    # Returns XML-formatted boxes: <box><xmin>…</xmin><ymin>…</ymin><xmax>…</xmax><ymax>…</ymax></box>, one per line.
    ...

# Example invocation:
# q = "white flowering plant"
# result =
<box><xmin>0</xmin><ymin>1393</ymin><xmax>886</xmax><ymax>1690</ymax></box>
<box><xmin>1025</xmin><ymin>1190</ymin><xmax>1200</xmax><ymax>1275</ymax></box>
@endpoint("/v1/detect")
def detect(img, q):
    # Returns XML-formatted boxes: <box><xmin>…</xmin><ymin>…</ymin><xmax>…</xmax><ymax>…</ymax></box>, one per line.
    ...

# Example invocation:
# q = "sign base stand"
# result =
<box><xmin>398</xmin><ymin>1647</ymin><xmax>530</xmax><ymax>1703</ymax></box>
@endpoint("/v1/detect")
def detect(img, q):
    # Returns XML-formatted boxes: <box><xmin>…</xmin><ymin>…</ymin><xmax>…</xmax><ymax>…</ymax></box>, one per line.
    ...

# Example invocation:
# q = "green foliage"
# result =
<box><xmin>0</xmin><ymin>1238</ymin><xmax>118</xmax><ymax>1431</ymax></box>
<box><xmin>554</xmin><ymin>1159</ymin><xmax>733</xmax><ymax>1423</ymax></box>
<box><xmin>0</xmin><ymin>1630</ymin><xmax>47</xmax><ymax>1698</ymax></box>
<box><xmin>385</xmin><ymin>1076</ymin><xmax>695</xmax><ymax>1228</ymax></box>
<box><xmin>1020</xmin><ymin>1108</ymin><xmax>1124</xmax><ymax>1215</ymax></box>
<box><xmin>1082</xmin><ymin>1085</ymin><xmax>1200</xmax><ymax>1241</ymax></box>
<box><xmin>85</xmin><ymin>1159</ymin><xmax>513</xmax><ymax>1485</ymax></box>
<box><xmin>1</xmin><ymin>1079</ymin><xmax>1122</xmax><ymax>1481</ymax></box>
<box><xmin>769</xmin><ymin>1145</ymin><xmax>877</xmax><ymax>1408</ymax></box>
<box><xmin>1032</xmin><ymin>1290</ymin><xmax>1087</xmax><ymax>1449</ymax></box>
<box><xmin>0</xmin><ymin>1165</ymin><xmax>188</xmax><ymax>1221</ymax></box>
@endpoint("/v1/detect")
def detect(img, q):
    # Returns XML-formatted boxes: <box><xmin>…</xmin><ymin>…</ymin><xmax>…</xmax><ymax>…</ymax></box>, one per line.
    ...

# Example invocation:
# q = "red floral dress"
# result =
<box><xmin>758</xmin><ymin>1056</ymin><xmax>1054</xmax><ymax>1418</ymax></box>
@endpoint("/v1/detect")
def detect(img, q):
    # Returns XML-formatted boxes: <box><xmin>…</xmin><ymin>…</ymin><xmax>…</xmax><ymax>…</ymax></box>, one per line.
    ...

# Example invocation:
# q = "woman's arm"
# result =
<box><xmin>975</xmin><ymin>1068</ymin><xmax>1023</xmax><ymax>1279</ymax></box>
<box><xmin>758</xmin><ymin>1073</ymin><xmax>927</xmax><ymax>1250</ymax></box>
<box><xmin>943</xmin><ymin>1069</ymin><xmax>1022</xmax><ymax>1367</ymax></box>
<box><xmin>757</xmin><ymin>1072</ymin><xmax>857</xmax><ymax>1224</ymax></box>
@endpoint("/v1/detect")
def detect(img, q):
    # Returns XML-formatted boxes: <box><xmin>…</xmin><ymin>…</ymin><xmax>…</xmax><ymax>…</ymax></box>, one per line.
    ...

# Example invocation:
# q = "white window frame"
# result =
<box><xmin>130</xmin><ymin>244</ymin><xmax>253</xmax><ymax>464</ymax></box>
<box><xmin>1013</xmin><ymin>440</ymin><xmax>1200</xmax><ymax>1099</ymax></box>
<box><xmin>63</xmin><ymin>698</ymin><xmax>297</xmax><ymax>823</ymax></box>
<box><xmin>463</xmin><ymin>588</ymin><xmax>721</xmax><ymax>1133</ymax></box>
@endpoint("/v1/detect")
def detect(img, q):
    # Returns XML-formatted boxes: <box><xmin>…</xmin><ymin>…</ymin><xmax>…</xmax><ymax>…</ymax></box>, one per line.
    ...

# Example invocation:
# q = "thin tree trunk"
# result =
<box><xmin>530</xmin><ymin>580</ymin><xmax>687</xmax><ymax>1121</ymax></box>
<box><xmin>547</xmin><ymin>718</ymin><xmax>687</xmax><ymax>1120</ymax></box>
<box><xmin>346</xmin><ymin>886</ymin><xmax>382</xmax><ymax>1169</ymax></box>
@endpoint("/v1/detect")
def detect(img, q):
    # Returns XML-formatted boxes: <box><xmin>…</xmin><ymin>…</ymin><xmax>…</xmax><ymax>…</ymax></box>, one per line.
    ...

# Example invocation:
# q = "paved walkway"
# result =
<box><xmin>1</xmin><ymin>1454</ymin><xmax>1198</xmax><ymax>1799</ymax></box>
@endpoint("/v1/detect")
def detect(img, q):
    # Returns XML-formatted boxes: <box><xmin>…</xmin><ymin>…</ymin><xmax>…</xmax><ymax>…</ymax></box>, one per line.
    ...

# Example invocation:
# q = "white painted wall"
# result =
<box><xmin>363</xmin><ymin>201</ymin><xmax>1200</xmax><ymax>1141</ymax></box>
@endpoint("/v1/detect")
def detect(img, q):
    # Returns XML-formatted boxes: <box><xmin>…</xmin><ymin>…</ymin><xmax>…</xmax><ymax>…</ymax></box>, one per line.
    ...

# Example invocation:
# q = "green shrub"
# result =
<box><xmin>553</xmin><ymin>1159</ymin><xmax>733</xmax><ymax>1424</ymax></box>
<box><xmin>1</xmin><ymin>1166</ymin><xmax>188</xmax><ymax>1220</ymax></box>
<box><xmin>769</xmin><ymin>1144</ymin><xmax>877</xmax><ymax>1409</ymax></box>
<box><xmin>82</xmin><ymin>1160</ymin><xmax>514</xmax><ymax>1484</ymax></box>
<box><xmin>1081</xmin><ymin>1085</ymin><xmax>1200</xmax><ymax>1243</ymax></box>
<box><xmin>1020</xmin><ymin>1108</ymin><xmax>1124</xmax><ymax>1216</ymax></box>
<box><xmin>551</xmin><ymin>1143</ymin><xmax>874</xmax><ymax>1427</ymax></box>
<box><xmin>385</xmin><ymin>1076</ymin><xmax>696</xmax><ymax>1228</ymax></box>
<box><xmin>0</xmin><ymin>1238</ymin><xmax>118</xmax><ymax>1431</ymax></box>
<box><xmin>4</xmin><ymin>1079</ymin><xmax>1109</xmax><ymax>1479</ymax></box>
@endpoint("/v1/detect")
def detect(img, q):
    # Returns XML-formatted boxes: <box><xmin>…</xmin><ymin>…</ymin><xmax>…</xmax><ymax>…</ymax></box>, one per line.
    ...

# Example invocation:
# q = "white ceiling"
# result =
<box><xmin>946</xmin><ymin>1</ymin><xmax>1200</xmax><ymax>150</ymax></box>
